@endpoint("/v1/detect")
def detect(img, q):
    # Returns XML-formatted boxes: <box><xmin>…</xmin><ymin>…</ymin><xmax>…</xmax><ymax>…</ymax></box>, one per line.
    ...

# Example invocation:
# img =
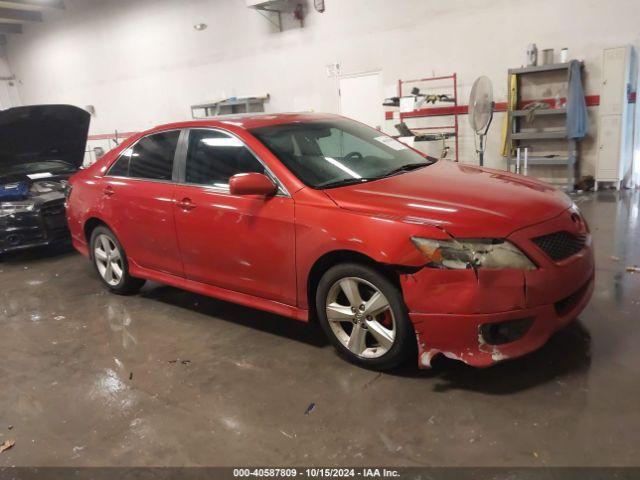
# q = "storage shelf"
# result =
<box><xmin>511</xmin><ymin>130</ymin><xmax>567</xmax><ymax>140</ymax></box>
<box><xmin>524</xmin><ymin>156</ymin><xmax>572</xmax><ymax>166</ymax></box>
<box><xmin>191</xmin><ymin>99</ymin><xmax>266</xmax><ymax>109</ymax></box>
<box><xmin>509</xmin><ymin>63</ymin><xmax>574</xmax><ymax>75</ymax></box>
<box><xmin>191</xmin><ymin>95</ymin><xmax>270</xmax><ymax>119</ymax></box>
<box><xmin>512</xmin><ymin>108</ymin><xmax>567</xmax><ymax>117</ymax></box>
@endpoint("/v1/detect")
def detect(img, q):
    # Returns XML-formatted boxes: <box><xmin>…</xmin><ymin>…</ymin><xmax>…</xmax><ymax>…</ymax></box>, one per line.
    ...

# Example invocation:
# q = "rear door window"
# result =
<box><xmin>185</xmin><ymin>129</ymin><xmax>264</xmax><ymax>188</ymax></box>
<box><xmin>127</xmin><ymin>130</ymin><xmax>180</xmax><ymax>181</ymax></box>
<box><xmin>107</xmin><ymin>153</ymin><xmax>130</xmax><ymax>176</ymax></box>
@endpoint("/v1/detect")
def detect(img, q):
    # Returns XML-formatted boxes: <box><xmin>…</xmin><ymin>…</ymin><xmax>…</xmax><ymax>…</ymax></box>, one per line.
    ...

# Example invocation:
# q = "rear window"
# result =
<box><xmin>107</xmin><ymin>154</ymin><xmax>129</xmax><ymax>177</ymax></box>
<box><xmin>130</xmin><ymin>131</ymin><xmax>180</xmax><ymax>181</ymax></box>
<box><xmin>108</xmin><ymin>131</ymin><xmax>180</xmax><ymax>181</ymax></box>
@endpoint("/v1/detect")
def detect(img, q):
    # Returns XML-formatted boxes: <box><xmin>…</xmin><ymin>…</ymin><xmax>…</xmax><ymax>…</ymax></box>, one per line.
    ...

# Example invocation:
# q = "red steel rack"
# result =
<box><xmin>396</xmin><ymin>73</ymin><xmax>460</xmax><ymax>162</ymax></box>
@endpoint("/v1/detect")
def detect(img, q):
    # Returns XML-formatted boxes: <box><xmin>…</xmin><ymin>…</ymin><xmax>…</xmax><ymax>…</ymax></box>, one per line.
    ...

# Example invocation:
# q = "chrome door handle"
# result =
<box><xmin>103</xmin><ymin>186</ymin><xmax>115</xmax><ymax>197</ymax></box>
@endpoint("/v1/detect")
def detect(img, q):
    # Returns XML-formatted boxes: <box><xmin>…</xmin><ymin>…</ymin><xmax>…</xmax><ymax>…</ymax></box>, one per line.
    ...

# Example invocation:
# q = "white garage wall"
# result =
<box><xmin>0</xmin><ymin>47</ymin><xmax>21</xmax><ymax>109</ymax></box>
<box><xmin>3</xmin><ymin>0</ymin><xmax>640</xmax><ymax>177</ymax></box>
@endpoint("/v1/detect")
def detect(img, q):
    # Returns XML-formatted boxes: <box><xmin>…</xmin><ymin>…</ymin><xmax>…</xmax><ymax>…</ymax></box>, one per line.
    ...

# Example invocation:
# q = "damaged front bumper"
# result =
<box><xmin>401</xmin><ymin>209</ymin><xmax>595</xmax><ymax>368</ymax></box>
<box><xmin>0</xmin><ymin>197</ymin><xmax>70</xmax><ymax>254</ymax></box>
<box><xmin>410</xmin><ymin>275</ymin><xmax>594</xmax><ymax>368</ymax></box>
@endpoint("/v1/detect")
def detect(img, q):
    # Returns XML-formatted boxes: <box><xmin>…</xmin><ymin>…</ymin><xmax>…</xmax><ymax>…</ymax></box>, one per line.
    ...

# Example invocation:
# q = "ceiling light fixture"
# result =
<box><xmin>194</xmin><ymin>23</ymin><xmax>208</xmax><ymax>31</ymax></box>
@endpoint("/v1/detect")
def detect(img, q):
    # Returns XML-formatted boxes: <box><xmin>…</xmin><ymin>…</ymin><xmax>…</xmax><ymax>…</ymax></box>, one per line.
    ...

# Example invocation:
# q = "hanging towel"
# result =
<box><xmin>500</xmin><ymin>74</ymin><xmax>518</xmax><ymax>157</ymax></box>
<box><xmin>567</xmin><ymin>60</ymin><xmax>588</xmax><ymax>139</ymax></box>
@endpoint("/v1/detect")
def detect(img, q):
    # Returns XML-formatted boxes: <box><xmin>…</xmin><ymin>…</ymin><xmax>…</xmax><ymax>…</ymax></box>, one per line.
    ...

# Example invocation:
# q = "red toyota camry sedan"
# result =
<box><xmin>66</xmin><ymin>113</ymin><xmax>594</xmax><ymax>370</ymax></box>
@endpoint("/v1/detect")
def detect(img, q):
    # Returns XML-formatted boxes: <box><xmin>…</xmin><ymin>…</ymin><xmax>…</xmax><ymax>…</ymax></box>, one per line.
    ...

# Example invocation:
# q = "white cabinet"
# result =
<box><xmin>600</xmin><ymin>48</ymin><xmax>628</xmax><ymax>115</ymax></box>
<box><xmin>597</xmin><ymin>115</ymin><xmax>623</xmax><ymax>180</ymax></box>
<box><xmin>595</xmin><ymin>46</ymin><xmax>636</xmax><ymax>190</ymax></box>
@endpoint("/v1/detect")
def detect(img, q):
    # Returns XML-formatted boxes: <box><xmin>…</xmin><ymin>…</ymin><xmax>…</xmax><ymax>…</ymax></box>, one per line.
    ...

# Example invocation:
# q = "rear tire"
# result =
<box><xmin>315</xmin><ymin>263</ymin><xmax>415</xmax><ymax>371</ymax></box>
<box><xmin>90</xmin><ymin>226</ymin><xmax>145</xmax><ymax>295</ymax></box>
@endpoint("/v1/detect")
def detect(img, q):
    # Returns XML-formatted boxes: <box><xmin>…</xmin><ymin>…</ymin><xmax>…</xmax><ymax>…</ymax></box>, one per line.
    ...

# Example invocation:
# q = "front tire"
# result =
<box><xmin>316</xmin><ymin>263</ymin><xmax>415</xmax><ymax>371</ymax></box>
<box><xmin>90</xmin><ymin>226</ymin><xmax>145</xmax><ymax>295</ymax></box>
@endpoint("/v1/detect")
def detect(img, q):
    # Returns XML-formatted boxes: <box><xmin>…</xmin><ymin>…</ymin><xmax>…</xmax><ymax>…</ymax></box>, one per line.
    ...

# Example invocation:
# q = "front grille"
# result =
<box><xmin>41</xmin><ymin>200</ymin><xmax>66</xmax><ymax>217</ymax></box>
<box><xmin>40</xmin><ymin>199</ymin><xmax>69</xmax><ymax>238</ymax></box>
<box><xmin>555</xmin><ymin>278</ymin><xmax>592</xmax><ymax>316</ymax></box>
<box><xmin>532</xmin><ymin>231</ymin><xmax>586</xmax><ymax>261</ymax></box>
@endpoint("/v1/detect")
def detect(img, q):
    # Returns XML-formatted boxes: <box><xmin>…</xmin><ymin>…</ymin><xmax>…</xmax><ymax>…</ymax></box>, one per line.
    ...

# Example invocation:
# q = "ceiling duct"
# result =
<box><xmin>246</xmin><ymin>0</ymin><xmax>296</xmax><ymax>12</ymax></box>
<box><xmin>247</xmin><ymin>0</ymin><xmax>304</xmax><ymax>31</ymax></box>
<box><xmin>0</xmin><ymin>0</ymin><xmax>65</xmax><ymax>45</ymax></box>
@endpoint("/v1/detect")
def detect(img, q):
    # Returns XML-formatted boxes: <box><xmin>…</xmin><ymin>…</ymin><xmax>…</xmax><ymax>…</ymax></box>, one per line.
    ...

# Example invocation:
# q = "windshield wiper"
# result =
<box><xmin>317</xmin><ymin>162</ymin><xmax>432</xmax><ymax>189</ymax></box>
<box><xmin>383</xmin><ymin>162</ymin><xmax>432</xmax><ymax>178</ymax></box>
<box><xmin>317</xmin><ymin>177</ymin><xmax>373</xmax><ymax>189</ymax></box>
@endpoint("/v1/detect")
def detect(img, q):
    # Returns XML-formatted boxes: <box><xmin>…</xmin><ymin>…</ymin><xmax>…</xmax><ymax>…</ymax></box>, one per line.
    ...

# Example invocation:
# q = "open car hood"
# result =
<box><xmin>0</xmin><ymin>105</ymin><xmax>90</xmax><ymax>170</ymax></box>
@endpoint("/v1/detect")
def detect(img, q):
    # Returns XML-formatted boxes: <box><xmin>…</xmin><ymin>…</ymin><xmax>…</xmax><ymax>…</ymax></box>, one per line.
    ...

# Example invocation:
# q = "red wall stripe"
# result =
<box><xmin>88</xmin><ymin>131</ymin><xmax>138</xmax><ymax>141</ymax></box>
<box><xmin>383</xmin><ymin>94</ymin><xmax>635</xmax><ymax>120</ymax></box>
<box><xmin>87</xmin><ymin>93</ymin><xmax>637</xmax><ymax>140</ymax></box>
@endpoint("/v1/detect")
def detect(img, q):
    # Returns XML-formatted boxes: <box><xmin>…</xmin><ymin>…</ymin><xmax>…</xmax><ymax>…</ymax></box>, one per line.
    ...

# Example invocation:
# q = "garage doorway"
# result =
<box><xmin>338</xmin><ymin>71</ymin><xmax>384</xmax><ymax>130</ymax></box>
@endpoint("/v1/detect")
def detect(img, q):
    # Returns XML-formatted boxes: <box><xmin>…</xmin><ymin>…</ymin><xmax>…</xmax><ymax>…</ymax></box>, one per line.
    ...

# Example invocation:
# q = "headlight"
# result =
<box><xmin>570</xmin><ymin>202</ymin><xmax>582</xmax><ymax>218</ymax></box>
<box><xmin>411</xmin><ymin>237</ymin><xmax>536</xmax><ymax>270</ymax></box>
<box><xmin>0</xmin><ymin>201</ymin><xmax>36</xmax><ymax>217</ymax></box>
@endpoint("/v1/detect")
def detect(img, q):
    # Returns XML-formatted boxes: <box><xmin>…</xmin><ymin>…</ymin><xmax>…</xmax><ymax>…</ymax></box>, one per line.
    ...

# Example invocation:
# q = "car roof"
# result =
<box><xmin>146</xmin><ymin>112</ymin><xmax>344</xmax><ymax>134</ymax></box>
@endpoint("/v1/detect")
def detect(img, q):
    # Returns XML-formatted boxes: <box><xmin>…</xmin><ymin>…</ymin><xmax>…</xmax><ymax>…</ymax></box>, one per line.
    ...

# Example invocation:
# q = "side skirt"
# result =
<box><xmin>129</xmin><ymin>262</ymin><xmax>309</xmax><ymax>322</ymax></box>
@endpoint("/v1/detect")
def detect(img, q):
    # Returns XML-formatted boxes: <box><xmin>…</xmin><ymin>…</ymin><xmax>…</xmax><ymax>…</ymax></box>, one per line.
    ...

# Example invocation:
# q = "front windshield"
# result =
<box><xmin>250</xmin><ymin>119</ymin><xmax>436</xmax><ymax>189</ymax></box>
<box><xmin>1</xmin><ymin>160</ymin><xmax>75</xmax><ymax>176</ymax></box>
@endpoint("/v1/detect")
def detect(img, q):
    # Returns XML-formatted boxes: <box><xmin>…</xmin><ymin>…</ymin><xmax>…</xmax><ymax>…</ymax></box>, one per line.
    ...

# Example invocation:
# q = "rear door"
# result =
<box><xmin>101</xmin><ymin>130</ymin><xmax>184</xmax><ymax>276</ymax></box>
<box><xmin>173</xmin><ymin>128</ymin><xmax>297</xmax><ymax>305</ymax></box>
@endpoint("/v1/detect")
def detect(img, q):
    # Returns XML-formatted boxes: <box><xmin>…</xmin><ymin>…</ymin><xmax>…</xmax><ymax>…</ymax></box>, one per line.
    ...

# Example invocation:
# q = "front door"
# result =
<box><xmin>173</xmin><ymin>128</ymin><xmax>297</xmax><ymax>305</ymax></box>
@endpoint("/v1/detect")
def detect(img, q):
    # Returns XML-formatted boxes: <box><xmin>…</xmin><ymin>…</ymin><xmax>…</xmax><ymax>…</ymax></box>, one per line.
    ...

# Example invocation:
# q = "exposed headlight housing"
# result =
<box><xmin>411</xmin><ymin>237</ymin><xmax>536</xmax><ymax>270</ymax></box>
<box><xmin>569</xmin><ymin>202</ymin><xmax>589</xmax><ymax>232</ymax></box>
<box><xmin>0</xmin><ymin>201</ymin><xmax>36</xmax><ymax>217</ymax></box>
<box><xmin>569</xmin><ymin>202</ymin><xmax>582</xmax><ymax>218</ymax></box>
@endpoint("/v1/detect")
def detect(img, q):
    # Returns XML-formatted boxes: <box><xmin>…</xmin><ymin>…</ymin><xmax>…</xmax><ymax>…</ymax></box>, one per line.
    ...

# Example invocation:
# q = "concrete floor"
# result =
<box><xmin>0</xmin><ymin>190</ymin><xmax>639</xmax><ymax>467</ymax></box>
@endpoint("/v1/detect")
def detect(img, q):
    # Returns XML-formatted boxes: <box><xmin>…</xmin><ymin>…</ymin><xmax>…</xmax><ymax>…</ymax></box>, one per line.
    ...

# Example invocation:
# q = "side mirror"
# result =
<box><xmin>229</xmin><ymin>173</ymin><xmax>278</xmax><ymax>197</ymax></box>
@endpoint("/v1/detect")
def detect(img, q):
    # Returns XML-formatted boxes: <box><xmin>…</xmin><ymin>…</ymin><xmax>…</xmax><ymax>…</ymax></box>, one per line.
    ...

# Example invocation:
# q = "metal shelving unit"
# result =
<box><xmin>511</xmin><ymin>130</ymin><xmax>567</xmax><ymax>140</ymax></box>
<box><xmin>521</xmin><ymin>156</ymin><xmax>570</xmax><ymax>166</ymax></box>
<box><xmin>506</xmin><ymin>62</ymin><xmax>582</xmax><ymax>191</ymax></box>
<box><xmin>512</xmin><ymin>108</ymin><xmax>567</xmax><ymax>117</ymax></box>
<box><xmin>508</xmin><ymin>63</ymin><xmax>576</xmax><ymax>75</ymax></box>
<box><xmin>191</xmin><ymin>95</ymin><xmax>270</xmax><ymax>119</ymax></box>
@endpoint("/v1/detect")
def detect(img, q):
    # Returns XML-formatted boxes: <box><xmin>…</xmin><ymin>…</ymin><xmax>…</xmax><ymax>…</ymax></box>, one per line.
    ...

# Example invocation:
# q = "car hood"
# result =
<box><xmin>0</xmin><ymin>105</ymin><xmax>90</xmax><ymax>170</ymax></box>
<box><xmin>323</xmin><ymin>160</ymin><xmax>573</xmax><ymax>238</ymax></box>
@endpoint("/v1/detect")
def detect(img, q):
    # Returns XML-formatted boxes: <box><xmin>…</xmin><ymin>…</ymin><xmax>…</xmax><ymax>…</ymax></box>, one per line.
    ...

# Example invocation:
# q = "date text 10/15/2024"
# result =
<box><xmin>233</xmin><ymin>468</ymin><xmax>401</xmax><ymax>478</ymax></box>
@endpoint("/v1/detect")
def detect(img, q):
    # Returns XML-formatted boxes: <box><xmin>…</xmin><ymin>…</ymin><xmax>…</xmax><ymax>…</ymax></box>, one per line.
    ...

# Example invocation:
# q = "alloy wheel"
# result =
<box><xmin>94</xmin><ymin>234</ymin><xmax>124</xmax><ymax>286</ymax></box>
<box><xmin>325</xmin><ymin>277</ymin><xmax>396</xmax><ymax>359</ymax></box>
